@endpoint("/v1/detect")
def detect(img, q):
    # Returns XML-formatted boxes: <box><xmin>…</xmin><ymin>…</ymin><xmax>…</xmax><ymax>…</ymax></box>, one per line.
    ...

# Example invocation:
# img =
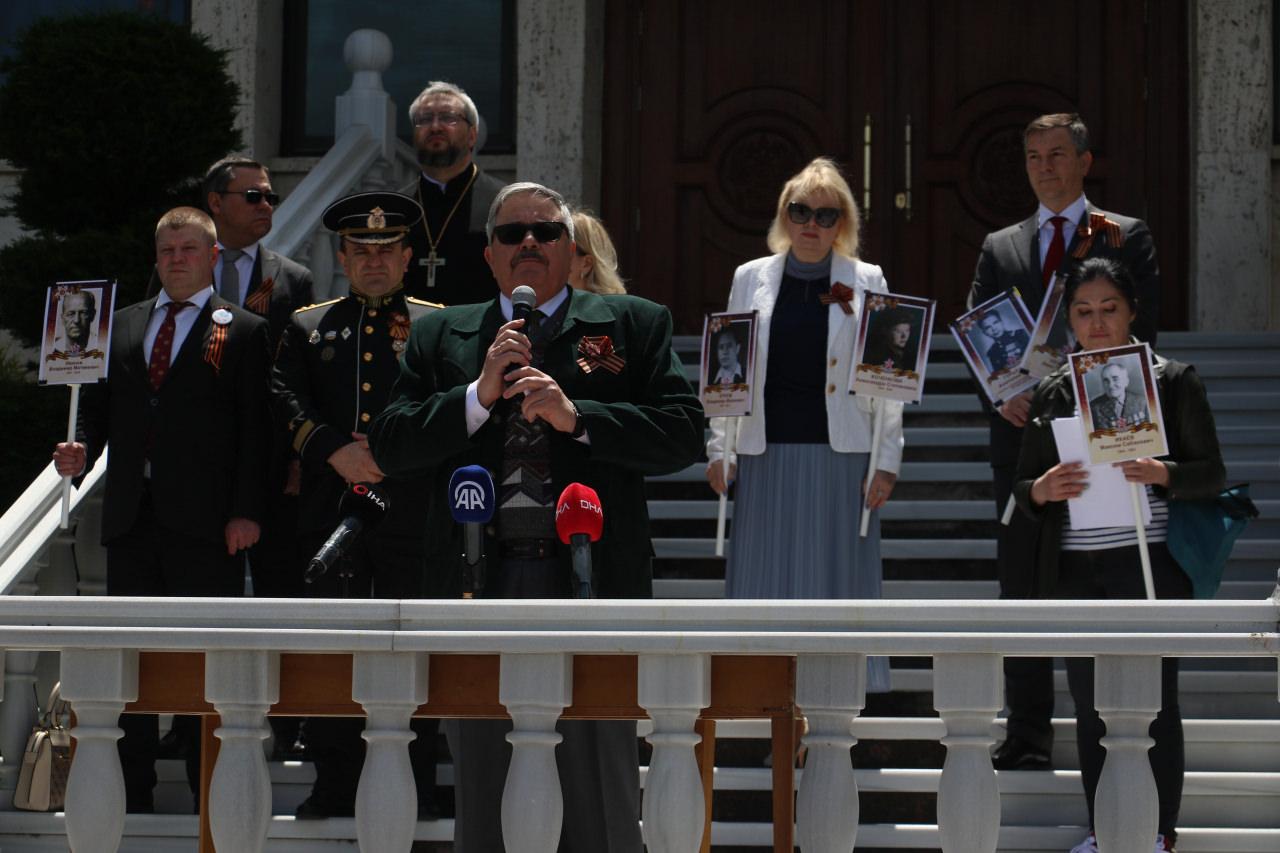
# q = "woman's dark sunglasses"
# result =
<box><xmin>491</xmin><ymin>221</ymin><xmax>568</xmax><ymax>245</ymax></box>
<box><xmin>219</xmin><ymin>189</ymin><xmax>280</xmax><ymax>206</ymax></box>
<box><xmin>787</xmin><ymin>202</ymin><xmax>841</xmax><ymax>228</ymax></box>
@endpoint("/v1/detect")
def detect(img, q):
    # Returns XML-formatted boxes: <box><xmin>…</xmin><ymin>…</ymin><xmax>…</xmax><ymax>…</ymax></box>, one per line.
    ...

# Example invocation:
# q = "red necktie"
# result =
<box><xmin>1041</xmin><ymin>215</ymin><xmax>1067</xmax><ymax>287</ymax></box>
<box><xmin>148</xmin><ymin>301</ymin><xmax>191</xmax><ymax>390</ymax></box>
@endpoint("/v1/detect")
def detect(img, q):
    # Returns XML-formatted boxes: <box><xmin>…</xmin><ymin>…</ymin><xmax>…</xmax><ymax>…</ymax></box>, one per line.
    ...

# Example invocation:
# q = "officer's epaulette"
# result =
<box><xmin>407</xmin><ymin>297</ymin><xmax>446</xmax><ymax>309</ymax></box>
<box><xmin>295</xmin><ymin>297</ymin><xmax>344</xmax><ymax>313</ymax></box>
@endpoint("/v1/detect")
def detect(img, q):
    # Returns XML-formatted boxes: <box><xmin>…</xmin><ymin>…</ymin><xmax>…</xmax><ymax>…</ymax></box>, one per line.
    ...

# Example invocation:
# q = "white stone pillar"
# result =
<box><xmin>1191</xmin><ymin>0</ymin><xmax>1274</xmax><ymax>330</ymax></box>
<box><xmin>0</xmin><ymin>572</ymin><xmax>40</xmax><ymax>797</ymax></box>
<box><xmin>60</xmin><ymin>648</ymin><xmax>138</xmax><ymax>853</ymax></box>
<box><xmin>335</xmin><ymin>29</ymin><xmax>397</xmax><ymax>163</ymax></box>
<box><xmin>205</xmin><ymin>650</ymin><xmax>279</xmax><ymax>853</ymax></box>
<box><xmin>353</xmin><ymin>651</ymin><xmax>429</xmax><ymax>853</ymax></box>
<box><xmin>1093</xmin><ymin>655</ymin><xmax>1161</xmax><ymax>852</ymax></box>
<box><xmin>934</xmin><ymin>654</ymin><xmax>1003</xmax><ymax>853</ymax></box>
<box><xmin>515</xmin><ymin>0</ymin><xmax>603</xmax><ymax>207</ymax></box>
<box><xmin>795</xmin><ymin>654</ymin><xmax>866</xmax><ymax>853</ymax></box>
<box><xmin>499</xmin><ymin>653</ymin><xmax>572</xmax><ymax>853</ymax></box>
<box><xmin>638</xmin><ymin>654</ymin><xmax>711</xmax><ymax>853</ymax></box>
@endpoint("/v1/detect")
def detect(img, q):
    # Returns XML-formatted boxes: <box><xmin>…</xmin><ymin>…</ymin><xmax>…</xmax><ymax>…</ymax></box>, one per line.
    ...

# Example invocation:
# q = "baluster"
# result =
<box><xmin>500</xmin><ymin>653</ymin><xmax>572</xmax><ymax>853</ymax></box>
<box><xmin>638</xmin><ymin>653</ymin><xmax>711</xmax><ymax>853</ymax></box>
<box><xmin>934</xmin><ymin>653</ymin><xmax>1003</xmax><ymax>853</ymax></box>
<box><xmin>205</xmin><ymin>650</ymin><xmax>279</xmax><ymax>853</ymax></box>
<box><xmin>795</xmin><ymin>654</ymin><xmax>865</xmax><ymax>852</ymax></box>
<box><xmin>60</xmin><ymin>648</ymin><xmax>137</xmax><ymax>853</ymax></box>
<box><xmin>1093</xmin><ymin>655</ymin><xmax>1160</xmax><ymax>852</ymax></box>
<box><xmin>353</xmin><ymin>652</ymin><xmax>428</xmax><ymax>852</ymax></box>
<box><xmin>0</xmin><ymin>646</ymin><xmax>38</xmax><ymax>794</ymax></box>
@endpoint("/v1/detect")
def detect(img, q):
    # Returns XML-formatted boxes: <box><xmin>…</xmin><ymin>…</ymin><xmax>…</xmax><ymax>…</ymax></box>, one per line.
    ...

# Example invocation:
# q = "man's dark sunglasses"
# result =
<box><xmin>491</xmin><ymin>221</ymin><xmax>568</xmax><ymax>245</ymax></box>
<box><xmin>787</xmin><ymin>202</ymin><xmax>841</xmax><ymax>228</ymax></box>
<box><xmin>220</xmin><ymin>189</ymin><xmax>280</xmax><ymax>206</ymax></box>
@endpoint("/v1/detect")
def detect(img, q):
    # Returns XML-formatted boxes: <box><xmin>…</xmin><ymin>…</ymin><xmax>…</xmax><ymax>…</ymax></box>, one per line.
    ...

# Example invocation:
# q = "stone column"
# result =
<box><xmin>515</xmin><ymin>0</ymin><xmax>604</xmax><ymax>208</ymax></box>
<box><xmin>191</xmin><ymin>0</ymin><xmax>286</xmax><ymax>160</ymax></box>
<box><xmin>1191</xmin><ymin>0</ymin><xmax>1273</xmax><ymax>330</ymax></box>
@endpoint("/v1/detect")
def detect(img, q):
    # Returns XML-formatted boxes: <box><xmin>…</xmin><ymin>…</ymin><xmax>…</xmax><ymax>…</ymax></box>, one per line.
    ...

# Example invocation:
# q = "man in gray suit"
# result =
<box><xmin>968</xmin><ymin>112</ymin><xmax>1161</xmax><ymax>770</ymax></box>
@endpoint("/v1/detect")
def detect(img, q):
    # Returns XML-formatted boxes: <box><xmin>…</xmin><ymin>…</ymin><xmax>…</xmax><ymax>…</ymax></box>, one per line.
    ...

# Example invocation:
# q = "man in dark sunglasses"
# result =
<box><xmin>370</xmin><ymin>182</ymin><xmax>703</xmax><ymax>853</ymax></box>
<box><xmin>399</xmin><ymin>80</ymin><xmax>508</xmax><ymax>304</ymax></box>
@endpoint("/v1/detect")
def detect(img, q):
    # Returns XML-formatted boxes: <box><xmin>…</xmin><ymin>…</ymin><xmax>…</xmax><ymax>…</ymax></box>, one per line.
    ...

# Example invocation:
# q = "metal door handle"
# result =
<box><xmin>862</xmin><ymin>114</ymin><xmax>872</xmax><ymax>218</ymax></box>
<box><xmin>895</xmin><ymin>114</ymin><xmax>913</xmax><ymax>221</ymax></box>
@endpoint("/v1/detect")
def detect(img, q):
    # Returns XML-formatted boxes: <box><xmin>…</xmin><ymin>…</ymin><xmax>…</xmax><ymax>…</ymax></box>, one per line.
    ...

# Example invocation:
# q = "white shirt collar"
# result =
<box><xmin>156</xmin><ymin>286</ymin><xmax>214</xmax><ymax>312</ymax></box>
<box><xmin>498</xmin><ymin>285</ymin><xmax>571</xmax><ymax>321</ymax></box>
<box><xmin>1037</xmin><ymin>195</ymin><xmax>1088</xmax><ymax>230</ymax></box>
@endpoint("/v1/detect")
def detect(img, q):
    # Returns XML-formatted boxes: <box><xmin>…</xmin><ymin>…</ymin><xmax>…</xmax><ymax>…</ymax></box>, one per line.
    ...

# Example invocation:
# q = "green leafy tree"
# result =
<box><xmin>0</xmin><ymin>10</ymin><xmax>240</xmax><ymax>343</ymax></box>
<box><xmin>0</xmin><ymin>10</ymin><xmax>240</xmax><ymax>499</ymax></box>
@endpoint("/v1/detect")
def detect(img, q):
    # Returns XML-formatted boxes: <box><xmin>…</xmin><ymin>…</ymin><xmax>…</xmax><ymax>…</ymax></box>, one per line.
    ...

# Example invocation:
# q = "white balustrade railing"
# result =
<box><xmin>0</xmin><ymin>595</ymin><xmax>1273</xmax><ymax>853</ymax></box>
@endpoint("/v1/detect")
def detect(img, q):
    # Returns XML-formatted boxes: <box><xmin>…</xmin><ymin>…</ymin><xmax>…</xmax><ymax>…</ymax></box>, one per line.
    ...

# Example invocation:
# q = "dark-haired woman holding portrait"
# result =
<box><xmin>1013</xmin><ymin>256</ymin><xmax>1224</xmax><ymax>853</ymax></box>
<box><xmin>706</xmin><ymin>156</ymin><xmax>903</xmax><ymax>693</ymax></box>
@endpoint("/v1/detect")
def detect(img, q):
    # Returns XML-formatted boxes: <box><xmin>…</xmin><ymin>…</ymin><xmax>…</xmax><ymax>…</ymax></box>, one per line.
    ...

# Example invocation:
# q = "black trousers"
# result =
<box><xmin>299</xmin><ymin>527</ymin><xmax>437</xmax><ymax>813</ymax></box>
<box><xmin>992</xmin><ymin>460</ymin><xmax>1056</xmax><ymax>752</ymax></box>
<box><xmin>1059</xmin><ymin>542</ymin><xmax>1189</xmax><ymax>841</ymax></box>
<box><xmin>106</xmin><ymin>491</ymin><xmax>244</xmax><ymax>813</ymax></box>
<box><xmin>448</xmin><ymin>556</ymin><xmax>643</xmax><ymax>852</ymax></box>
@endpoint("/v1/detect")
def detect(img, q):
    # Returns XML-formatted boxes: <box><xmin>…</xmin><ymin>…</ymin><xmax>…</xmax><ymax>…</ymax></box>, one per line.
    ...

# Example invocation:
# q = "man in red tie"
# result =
<box><xmin>967</xmin><ymin>113</ymin><xmax>1161</xmax><ymax>772</ymax></box>
<box><xmin>52</xmin><ymin>206</ymin><xmax>271</xmax><ymax>813</ymax></box>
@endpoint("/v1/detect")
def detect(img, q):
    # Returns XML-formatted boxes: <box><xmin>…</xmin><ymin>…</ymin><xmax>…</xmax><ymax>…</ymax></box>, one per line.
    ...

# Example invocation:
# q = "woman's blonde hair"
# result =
<box><xmin>765</xmin><ymin>157</ymin><xmax>860</xmax><ymax>259</ymax></box>
<box><xmin>571</xmin><ymin>210</ymin><xmax>627</xmax><ymax>294</ymax></box>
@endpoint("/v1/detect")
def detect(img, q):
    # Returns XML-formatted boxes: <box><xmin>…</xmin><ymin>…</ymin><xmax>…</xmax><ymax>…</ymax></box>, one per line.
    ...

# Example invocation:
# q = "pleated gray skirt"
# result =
<box><xmin>726</xmin><ymin>443</ymin><xmax>891</xmax><ymax>692</ymax></box>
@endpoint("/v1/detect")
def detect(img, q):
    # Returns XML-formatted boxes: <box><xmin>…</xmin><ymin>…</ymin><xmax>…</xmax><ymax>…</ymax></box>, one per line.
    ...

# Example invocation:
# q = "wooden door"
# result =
<box><xmin>603</xmin><ymin>0</ymin><xmax>1188</xmax><ymax>333</ymax></box>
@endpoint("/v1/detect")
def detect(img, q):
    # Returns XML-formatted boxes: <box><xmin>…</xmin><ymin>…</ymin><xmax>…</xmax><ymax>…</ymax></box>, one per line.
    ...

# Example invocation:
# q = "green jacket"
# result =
<box><xmin>368</xmin><ymin>287</ymin><xmax>704</xmax><ymax>598</ymax></box>
<box><xmin>1012</xmin><ymin>355</ymin><xmax>1226</xmax><ymax>597</ymax></box>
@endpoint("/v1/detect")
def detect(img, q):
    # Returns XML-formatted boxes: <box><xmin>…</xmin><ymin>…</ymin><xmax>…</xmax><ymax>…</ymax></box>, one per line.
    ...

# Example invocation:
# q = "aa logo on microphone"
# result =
<box><xmin>453</xmin><ymin>480</ymin><xmax>489</xmax><ymax>510</ymax></box>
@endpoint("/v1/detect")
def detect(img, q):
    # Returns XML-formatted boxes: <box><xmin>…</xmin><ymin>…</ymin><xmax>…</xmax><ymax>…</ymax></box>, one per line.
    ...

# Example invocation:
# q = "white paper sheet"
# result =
<box><xmin>1050</xmin><ymin>416</ymin><xmax>1151</xmax><ymax>530</ymax></box>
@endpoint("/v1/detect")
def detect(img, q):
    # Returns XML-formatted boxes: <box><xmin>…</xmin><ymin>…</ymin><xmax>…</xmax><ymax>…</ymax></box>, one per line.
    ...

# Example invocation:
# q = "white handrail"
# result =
<box><xmin>0</xmin><ymin>452</ymin><xmax>106</xmax><ymax>593</ymax></box>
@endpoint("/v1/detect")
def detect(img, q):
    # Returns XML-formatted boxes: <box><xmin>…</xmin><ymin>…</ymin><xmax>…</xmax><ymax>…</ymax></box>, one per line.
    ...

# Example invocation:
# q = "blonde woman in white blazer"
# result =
<box><xmin>706</xmin><ymin>158</ymin><xmax>904</xmax><ymax>692</ymax></box>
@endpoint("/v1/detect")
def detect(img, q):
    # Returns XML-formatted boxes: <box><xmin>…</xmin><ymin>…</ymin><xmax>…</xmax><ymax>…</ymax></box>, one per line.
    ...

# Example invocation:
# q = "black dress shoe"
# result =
<box><xmin>991</xmin><ymin>736</ymin><xmax>1051</xmax><ymax>770</ymax></box>
<box><xmin>417</xmin><ymin>794</ymin><xmax>441</xmax><ymax>821</ymax></box>
<box><xmin>157</xmin><ymin>728</ymin><xmax>188</xmax><ymax>760</ymax></box>
<box><xmin>295</xmin><ymin>795</ymin><xmax>354</xmax><ymax>820</ymax></box>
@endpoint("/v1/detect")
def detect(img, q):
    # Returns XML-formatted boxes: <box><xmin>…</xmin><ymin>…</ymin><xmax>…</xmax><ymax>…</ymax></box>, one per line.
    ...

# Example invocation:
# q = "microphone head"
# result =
<box><xmin>449</xmin><ymin>465</ymin><xmax>496</xmax><ymax>524</ymax></box>
<box><xmin>555</xmin><ymin>483</ymin><xmax>603</xmax><ymax>544</ymax></box>
<box><xmin>339</xmin><ymin>482</ymin><xmax>389</xmax><ymax>528</ymax></box>
<box><xmin>511</xmin><ymin>285</ymin><xmax>537</xmax><ymax>321</ymax></box>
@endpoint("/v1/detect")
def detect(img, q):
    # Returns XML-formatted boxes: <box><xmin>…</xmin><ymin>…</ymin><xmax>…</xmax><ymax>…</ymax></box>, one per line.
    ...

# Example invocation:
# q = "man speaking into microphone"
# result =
<box><xmin>272</xmin><ymin>191</ymin><xmax>443</xmax><ymax>820</ymax></box>
<box><xmin>369</xmin><ymin>182</ymin><xmax>703</xmax><ymax>852</ymax></box>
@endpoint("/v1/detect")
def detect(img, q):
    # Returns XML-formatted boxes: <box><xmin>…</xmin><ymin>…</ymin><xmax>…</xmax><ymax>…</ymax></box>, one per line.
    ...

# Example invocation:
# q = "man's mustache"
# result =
<box><xmin>512</xmin><ymin>249</ymin><xmax>546</xmax><ymax>267</ymax></box>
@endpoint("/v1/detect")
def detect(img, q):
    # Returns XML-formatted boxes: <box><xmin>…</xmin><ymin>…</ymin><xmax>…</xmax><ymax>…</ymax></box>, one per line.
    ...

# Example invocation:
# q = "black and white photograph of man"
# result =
<box><xmin>975</xmin><ymin>308</ymin><xmax>1030</xmax><ymax>373</ymax></box>
<box><xmin>56</xmin><ymin>289</ymin><xmax>97</xmax><ymax>355</ymax></box>
<box><xmin>708</xmin><ymin>324</ymin><xmax>747</xmax><ymax>387</ymax></box>
<box><xmin>1086</xmin><ymin>356</ymin><xmax>1150</xmax><ymax>430</ymax></box>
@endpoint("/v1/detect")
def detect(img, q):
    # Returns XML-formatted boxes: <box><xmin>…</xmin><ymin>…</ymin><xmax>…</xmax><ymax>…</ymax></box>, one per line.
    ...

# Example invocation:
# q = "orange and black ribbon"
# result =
<box><xmin>389</xmin><ymin>311</ymin><xmax>411</xmax><ymax>342</ymax></box>
<box><xmin>577</xmin><ymin>335</ymin><xmax>625</xmax><ymax>374</ymax></box>
<box><xmin>1071</xmin><ymin>212</ymin><xmax>1125</xmax><ymax>259</ymax></box>
<box><xmin>204</xmin><ymin>324</ymin><xmax>229</xmax><ymax>373</ymax></box>
<box><xmin>245</xmin><ymin>276</ymin><xmax>274</xmax><ymax>314</ymax></box>
<box><xmin>819</xmin><ymin>282</ymin><xmax>856</xmax><ymax>314</ymax></box>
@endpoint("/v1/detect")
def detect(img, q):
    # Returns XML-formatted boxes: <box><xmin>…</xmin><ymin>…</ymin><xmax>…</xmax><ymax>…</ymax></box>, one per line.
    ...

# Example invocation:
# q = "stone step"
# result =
<box><xmin>652</xmin><ymin>577</ymin><xmax>1279</xmax><ymax>600</ymax></box>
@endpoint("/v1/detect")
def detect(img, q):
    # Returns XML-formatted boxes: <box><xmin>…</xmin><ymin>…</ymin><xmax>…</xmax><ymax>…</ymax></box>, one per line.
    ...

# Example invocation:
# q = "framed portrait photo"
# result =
<box><xmin>1070</xmin><ymin>342</ymin><xmax>1168</xmax><ymax>465</ymax></box>
<box><xmin>700</xmin><ymin>311</ymin><xmax>757</xmax><ymax>417</ymax></box>
<box><xmin>949</xmin><ymin>290</ymin><xmax>1037</xmax><ymax>406</ymax></box>
<box><xmin>1023</xmin><ymin>274</ymin><xmax>1076</xmax><ymax>379</ymax></box>
<box><xmin>38</xmin><ymin>280</ymin><xmax>116</xmax><ymax>386</ymax></box>
<box><xmin>850</xmin><ymin>291</ymin><xmax>936</xmax><ymax>403</ymax></box>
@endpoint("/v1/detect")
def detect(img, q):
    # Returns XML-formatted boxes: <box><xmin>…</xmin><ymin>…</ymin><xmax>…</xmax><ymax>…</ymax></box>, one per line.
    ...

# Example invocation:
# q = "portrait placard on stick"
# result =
<box><xmin>949</xmin><ymin>290</ymin><xmax>1037</xmax><ymax>406</ymax></box>
<box><xmin>38</xmin><ymin>280</ymin><xmax>115</xmax><ymax>386</ymax></box>
<box><xmin>851</xmin><ymin>292</ymin><xmax>936</xmax><ymax>404</ymax></box>
<box><xmin>1070</xmin><ymin>342</ymin><xmax>1167</xmax><ymax>466</ymax></box>
<box><xmin>699</xmin><ymin>312</ymin><xmax>757</xmax><ymax>418</ymax></box>
<box><xmin>1022</xmin><ymin>273</ymin><xmax>1074</xmax><ymax>380</ymax></box>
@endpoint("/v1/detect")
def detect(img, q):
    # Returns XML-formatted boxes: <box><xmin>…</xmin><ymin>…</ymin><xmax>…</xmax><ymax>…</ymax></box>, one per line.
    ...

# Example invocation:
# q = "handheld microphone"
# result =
<box><xmin>510</xmin><ymin>285</ymin><xmax>537</xmax><ymax>326</ymax></box>
<box><xmin>555</xmin><ymin>483</ymin><xmax>603</xmax><ymax>599</ymax></box>
<box><xmin>306</xmin><ymin>483</ymin><xmax>389</xmax><ymax>584</ymax></box>
<box><xmin>449</xmin><ymin>465</ymin><xmax>496</xmax><ymax>597</ymax></box>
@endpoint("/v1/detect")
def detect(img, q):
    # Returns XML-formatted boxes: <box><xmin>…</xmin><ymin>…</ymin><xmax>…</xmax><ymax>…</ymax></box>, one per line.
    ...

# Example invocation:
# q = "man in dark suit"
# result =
<box><xmin>369</xmin><ymin>182</ymin><xmax>703</xmax><ymax>851</ymax></box>
<box><xmin>399</xmin><ymin>81</ymin><xmax>507</xmax><ymax>304</ymax></box>
<box><xmin>968</xmin><ymin>112</ymin><xmax>1161</xmax><ymax>770</ymax></box>
<box><xmin>273</xmin><ymin>191</ymin><xmax>443</xmax><ymax>820</ymax></box>
<box><xmin>53</xmin><ymin>206</ymin><xmax>271</xmax><ymax>812</ymax></box>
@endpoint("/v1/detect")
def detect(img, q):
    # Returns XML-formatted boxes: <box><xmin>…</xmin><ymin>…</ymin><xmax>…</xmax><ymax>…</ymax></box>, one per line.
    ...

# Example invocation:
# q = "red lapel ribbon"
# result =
<box><xmin>819</xmin><ymin>282</ymin><xmax>856</xmax><ymax>314</ymax></box>
<box><xmin>576</xmin><ymin>335</ymin><xmax>625</xmax><ymax>374</ymax></box>
<box><xmin>245</xmin><ymin>276</ymin><xmax>274</xmax><ymax>314</ymax></box>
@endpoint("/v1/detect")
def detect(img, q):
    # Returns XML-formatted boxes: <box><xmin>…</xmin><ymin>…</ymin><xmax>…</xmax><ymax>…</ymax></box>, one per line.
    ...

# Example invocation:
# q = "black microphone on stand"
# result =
<box><xmin>305</xmin><ymin>483</ymin><xmax>389</xmax><ymax>584</ymax></box>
